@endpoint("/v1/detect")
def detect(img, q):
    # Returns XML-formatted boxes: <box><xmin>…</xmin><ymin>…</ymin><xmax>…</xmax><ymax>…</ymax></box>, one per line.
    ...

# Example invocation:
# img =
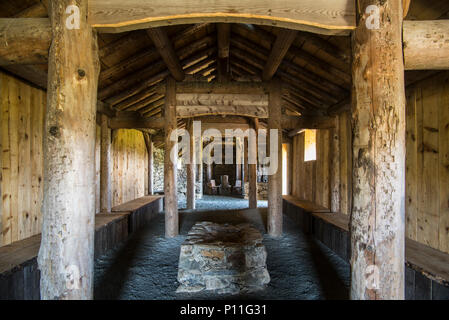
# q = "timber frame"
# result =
<box><xmin>0</xmin><ymin>0</ymin><xmax>449</xmax><ymax>301</ymax></box>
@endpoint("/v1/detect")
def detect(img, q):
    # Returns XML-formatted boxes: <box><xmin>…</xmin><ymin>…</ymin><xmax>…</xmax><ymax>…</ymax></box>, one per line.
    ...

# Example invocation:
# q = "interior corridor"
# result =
<box><xmin>94</xmin><ymin>196</ymin><xmax>350</xmax><ymax>300</ymax></box>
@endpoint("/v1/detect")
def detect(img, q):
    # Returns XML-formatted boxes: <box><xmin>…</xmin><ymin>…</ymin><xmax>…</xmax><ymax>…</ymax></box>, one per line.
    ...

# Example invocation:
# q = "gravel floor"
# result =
<box><xmin>94</xmin><ymin>196</ymin><xmax>350</xmax><ymax>300</ymax></box>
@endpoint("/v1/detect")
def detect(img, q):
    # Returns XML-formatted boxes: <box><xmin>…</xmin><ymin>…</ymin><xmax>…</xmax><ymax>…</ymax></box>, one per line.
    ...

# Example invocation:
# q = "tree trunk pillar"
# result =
<box><xmin>267</xmin><ymin>80</ymin><xmax>283</xmax><ymax>237</ymax></box>
<box><xmin>248</xmin><ymin>120</ymin><xmax>258</xmax><ymax>209</ymax></box>
<box><xmin>37</xmin><ymin>0</ymin><xmax>100</xmax><ymax>300</ymax></box>
<box><xmin>100</xmin><ymin>113</ymin><xmax>111</xmax><ymax>213</ymax></box>
<box><xmin>196</xmin><ymin>135</ymin><xmax>203</xmax><ymax>199</ymax></box>
<box><xmin>186</xmin><ymin>120</ymin><xmax>196</xmax><ymax>209</ymax></box>
<box><xmin>351</xmin><ymin>0</ymin><xmax>406</xmax><ymax>300</ymax></box>
<box><xmin>164</xmin><ymin>76</ymin><xmax>178</xmax><ymax>237</ymax></box>
<box><xmin>147</xmin><ymin>135</ymin><xmax>154</xmax><ymax>195</ymax></box>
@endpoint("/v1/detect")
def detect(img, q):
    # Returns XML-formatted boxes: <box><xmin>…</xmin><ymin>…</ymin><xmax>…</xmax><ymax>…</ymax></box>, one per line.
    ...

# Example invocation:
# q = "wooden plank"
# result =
<box><xmin>406</xmin><ymin>238</ymin><xmax>449</xmax><ymax>284</ymax></box>
<box><xmin>419</xmin><ymin>78</ymin><xmax>440</xmax><ymax>248</ymax></box>
<box><xmin>406</xmin><ymin>89</ymin><xmax>418</xmax><ymax>240</ymax></box>
<box><xmin>282</xmin><ymin>195</ymin><xmax>330</xmax><ymax>213</ymax></box>
<box><xmin>439</xmin><ymin>74</ymin><xmax>449</xmax><ymax>253</ymax></box>
<box><xmin>88</xmin><ymin>0</ymin><xmax>356</xmax><ymax>35</ymax></box>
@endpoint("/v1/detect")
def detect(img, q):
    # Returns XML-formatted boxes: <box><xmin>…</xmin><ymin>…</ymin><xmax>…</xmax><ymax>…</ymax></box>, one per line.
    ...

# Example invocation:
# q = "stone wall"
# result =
<box><xmin>153</xmin><ymin>147</ymin><xmax>164</xmax><ymax>193</ymax></box>
<box><xmin>243</xmin><ymin>182</ymin><xmax>268</xmax><ymax>200</ymax></box>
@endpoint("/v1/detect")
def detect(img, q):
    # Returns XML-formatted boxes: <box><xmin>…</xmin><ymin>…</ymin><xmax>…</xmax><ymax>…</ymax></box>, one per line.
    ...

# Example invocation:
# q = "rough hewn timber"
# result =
<box><xmin>403</xmin><ymin>20</ymin><xmax>449</xmax><ymax>70</ymax></box>
<box><xmin>263</xmin><ymin>29</ymin><xmax>298</xmax><ymax>81</ymax></box>
<box><xmin>248</xmin><ymin>119</ymin><xmax>258</xmax><ymax>209</ymax></box>
<box><xmin>143</xmin><ymin>134</ymin><xmax>154</xmax><ymax>195</ymax></box>
<box><xmin>186</xmin><ymin>120</ymin><xmax>196</xmax><ymax>209</ymax></box>
<box><xmin>267</xmin><ymin>80</ymin><xmax>283</xmax><ymax>237</ymax></box>
<box><xmin>351</xmin><ymin>0</ymin><xmax>406</xmax><ymax>300</ymax></box>
<box><xmin>100</xmin><ymin>113</ymin><xmax>111</xmax><ymax>213</ymax></box>
<box><xmin>0</xmin><ymin>18</ymin><xmax>51</xmax><ymax>65</ymax></box>
<box><xmin>146</xmin><ymin>28</ymin><xmax>185</xmax><ymax>81</ymax></box>
<box><xmin>164</xmin><ymin>77</ymin><xmax>178</xmax><ymax>237</ymax></box>
<box><xmin>37</xmin><ymin>0</ymin><xmax>100</xmax><ymax>300</ymax></box>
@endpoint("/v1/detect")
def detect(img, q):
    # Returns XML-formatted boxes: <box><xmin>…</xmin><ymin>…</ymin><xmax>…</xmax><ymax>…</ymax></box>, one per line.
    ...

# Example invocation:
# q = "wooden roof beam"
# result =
<box><xmin>217</xmin><ymin>23</ymin><xmax>230</xmax><ymax>82</ymax></box>
<box><xmin>146</xmin><ymin>27</ymin><xmax>185</xmax><ymax>81</ymax></box>
<box><xmin>262</xmin><ymin>29</ymin><xmax>298</xmax><ymax>81</ymax></box>
<box><xmin>0</xmin><ymin>18</ymin><xmax>51</xmax><ymax>65</ymax></box>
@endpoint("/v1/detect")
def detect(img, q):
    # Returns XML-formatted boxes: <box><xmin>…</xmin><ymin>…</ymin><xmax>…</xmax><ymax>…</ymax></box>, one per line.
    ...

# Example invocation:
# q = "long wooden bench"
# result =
<box><xmin>283</xmin><ymin>195</ymin><xmax>449</xmax><ymax>300</ymax></box>
<box><xmin>0</xmin><ymin>195</ymin><xmax>163</xmax><ymax>300</ymax></box>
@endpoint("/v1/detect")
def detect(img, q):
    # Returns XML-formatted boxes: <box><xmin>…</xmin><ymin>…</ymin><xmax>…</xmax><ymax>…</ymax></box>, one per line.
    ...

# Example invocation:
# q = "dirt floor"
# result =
<box><xmin>94</xmin><ymin>196</ymin><xmax>350</xmax><ymax>300</ymax></box>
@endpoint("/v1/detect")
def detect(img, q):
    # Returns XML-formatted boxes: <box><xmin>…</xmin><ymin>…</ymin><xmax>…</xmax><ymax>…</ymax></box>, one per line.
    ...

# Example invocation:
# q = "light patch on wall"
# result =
<box><xmin>304</xmin><ymin>129</ymin><xmax>317</xmax><ymax>162</ymax></box>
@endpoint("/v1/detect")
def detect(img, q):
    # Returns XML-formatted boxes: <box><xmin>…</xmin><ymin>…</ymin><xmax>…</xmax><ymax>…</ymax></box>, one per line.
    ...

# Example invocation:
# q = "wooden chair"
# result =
<box><xmin>219</xmin><ymin>175</ymin><xmax>232</xmax><ymax>195</ymax></box>
<box><xmin>206</xmin><ymin>179</ymin><xmax>219</xmax><ymax>195</ymax></box>
<box><xmin>232</xmin><ymin>180</ymin><xmax>242</xmax><ymax>195</ymax></box>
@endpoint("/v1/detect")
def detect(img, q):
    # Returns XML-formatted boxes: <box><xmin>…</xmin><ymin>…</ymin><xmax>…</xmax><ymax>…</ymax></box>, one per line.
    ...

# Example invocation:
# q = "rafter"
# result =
<box><xmin>262</xmin><ymin>29</ymin><xmax>298</xmax><ymax>80</ymax></box>
<box><xmin>146</xmin><ymin>27</ymin><xmax>185</xmax><ymax>81</ymax></box>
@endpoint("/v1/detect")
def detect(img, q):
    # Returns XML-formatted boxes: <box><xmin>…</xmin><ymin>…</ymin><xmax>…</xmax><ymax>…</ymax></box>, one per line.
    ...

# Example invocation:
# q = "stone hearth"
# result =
<box><xmin>176</xmin><ymin>222</ymin><xmax>270</xmax><ymax>294</ymax></box>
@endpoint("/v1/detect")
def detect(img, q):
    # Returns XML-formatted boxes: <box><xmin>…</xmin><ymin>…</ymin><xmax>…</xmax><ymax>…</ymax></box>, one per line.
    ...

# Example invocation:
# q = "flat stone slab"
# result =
<box><xmin>177</xmin><ymin>222</ymin><xmax>270</xmax><ymax>294</ymax></box>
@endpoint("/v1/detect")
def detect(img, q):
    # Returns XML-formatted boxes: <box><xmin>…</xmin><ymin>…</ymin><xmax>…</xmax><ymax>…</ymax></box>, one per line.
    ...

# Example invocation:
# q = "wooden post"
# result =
<box><xmin>267</xmin><ymin>80</ymin><xmax>283</xmax><ymax>237</ymax></box>
<box><xmin>248</xmin><ymin>119</ymin><xmax>258</xmax><ymax>209</ymax></box>
<box><xmin>144</xmin><ymin>133</ymin><xmax>154</xmax><ymax>195</ymax></box>
<box><xmin>100</xmin><ymin>113</ymin><xmax>111</xmax><ymax>213</ymax></box>
<box><xmin>37</xmin><ymin>0</ymin><xmax>99</xmax><ymax>300</ymax></box>
<box><xmin>164</xmin><ymin>76</ymin><xmax>178</xmax><ymax>237</ymax></box>
<box><xmin>186</xmin><ymin>120</ymin><xmax>196</xmax><ymax>209</ymax></box>
<box><xmin>351</xmin><ymin>0</ymin><xmax>406</xmax><ymax>299</ymax></box>
<box><xmin>196</xmin><ymin>135</ymin><xmax>203</xmax><ymax>199</ymax></box>
<box><xmin>330</xmin><ymin>116</ymin><xmax>340</xmax><ymax>213</ymax></box>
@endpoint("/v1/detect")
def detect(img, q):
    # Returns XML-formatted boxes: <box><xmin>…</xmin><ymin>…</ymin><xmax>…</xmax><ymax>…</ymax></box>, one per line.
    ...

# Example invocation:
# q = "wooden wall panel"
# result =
<box><xmin>290</xmin><ymin>112</ymin><xmax>351</xmax><ymax>214</ymax></box>
<box><xmin>0</xmin><ymin>72</ymin><xmax>45</xmax><ymax>247</ymax></box>
<box><xmin>111</xmin><ymin>129</ymin><xmax>148</xmax><ymax>207</ymax></box>
<box><xmin>406</xmin><ymin>71</ymin><xmax>449</xmax><ymax>254</ymax></box>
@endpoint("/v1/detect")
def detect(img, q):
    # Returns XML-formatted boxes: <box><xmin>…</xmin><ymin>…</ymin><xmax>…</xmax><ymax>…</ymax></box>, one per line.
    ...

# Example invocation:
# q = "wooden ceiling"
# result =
<box><xmin>1</xmin><ymin>0</ymin><xmax>448</xmax><ymax>135</ymax></box>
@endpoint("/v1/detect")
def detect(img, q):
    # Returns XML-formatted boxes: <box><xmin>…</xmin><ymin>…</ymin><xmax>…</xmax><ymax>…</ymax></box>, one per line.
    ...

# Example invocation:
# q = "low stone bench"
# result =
<box><xmin>177</xmin><ymin>222</ymin><xmax>270</xmax><ymax>294</ymax></box>
<box><xmin>0</xmin><ymin>195</ymin><xmax>163</xmax><ymax>300</ymax></box>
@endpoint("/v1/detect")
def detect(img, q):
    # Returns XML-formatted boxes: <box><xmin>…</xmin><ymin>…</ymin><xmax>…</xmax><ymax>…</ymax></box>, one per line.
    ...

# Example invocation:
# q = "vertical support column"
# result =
<box><xmin>164</xmin><ymin>76</ymin><xmax>178</xmax><ymax>237</ymax></box>
<box><xmin>143</xmin><ymin>133</ymin><xmax>154</xmax><ymax>195</ymax></box>
<box><xmin>148</xmin><ymin>135</ymin><xmax>154</xmax><ymax>195</ymax></box>
<box><xmin>330</xmin><ymin>116</ymin><xmax>340</xmax><ymax>213</ymax></box>
<box><xmin>196</xmin><ymin>135</ymin><xmax>203</xmax><ymax>199</ymax></box>
<box><xmin>100</xmin><ymin>114</ymin><xmax>111</xmax><ymax>213</ymax></box>
<box><xmin>38</xmin><ymin>0</ymin><xmax>99</xmax><ymax>299</ymax></box>
<box><xmin>186</xmin><ymin>120</ymin><xmax>196</xmax><ymax>209</ymax></box>
<box><xmin>351</xmin><ymin>0</ymin><xmax>405</xmax><ymax>299</ymax></box>
<box><xmin>248</xmin><ymin>119</ymin><xmax>258</xmax><ymax>209</ymax></box>
<box><xmin>267</xmin><ymin>80</ymin><xmax>283</xmax><ymax>237</ymax></box>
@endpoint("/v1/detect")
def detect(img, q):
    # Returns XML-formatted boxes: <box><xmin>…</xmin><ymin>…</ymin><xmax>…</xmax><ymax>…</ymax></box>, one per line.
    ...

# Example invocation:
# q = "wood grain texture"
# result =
<box><xmin>0</xmin><ymin>72</ymin><xmax>45</xmax><ymax>247</ymax></box>
<box><xmin>37</xmin><ymin>0</ymin><xmax>100</xmax><ymax>300</ymax></box>
<box><xmin>404</xmin><ymin>20</ymin><xmax>449</xmax><ymax>70</ymax></box>
<box><xmin>88</xmin><ymin>0</ymin><xmax>356</xmax><ymax>35</ymax></box>
<box><xmin>405</xmin><ymin>72</ymin><xmax>449</xmax><ymax>254</ymax></box>
<box><xmin>350</xmin><ymin>0</ymin><xmax>406</xmax><ymax>300</ymax></box>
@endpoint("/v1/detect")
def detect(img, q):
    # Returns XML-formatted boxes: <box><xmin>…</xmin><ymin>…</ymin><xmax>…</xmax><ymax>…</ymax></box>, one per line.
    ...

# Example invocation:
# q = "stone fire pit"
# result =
<box><xmin>176</xmin><ymin>222</ymin><xmax>270</xmax><ymax>294</ymax></box>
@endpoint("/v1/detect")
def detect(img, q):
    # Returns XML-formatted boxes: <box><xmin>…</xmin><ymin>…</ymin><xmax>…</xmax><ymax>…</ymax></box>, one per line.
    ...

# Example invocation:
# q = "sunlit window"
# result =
<box><xmin>304</xmin><ymin>129</ymin><xmax>316</xmax><ymax>162</ymax></box>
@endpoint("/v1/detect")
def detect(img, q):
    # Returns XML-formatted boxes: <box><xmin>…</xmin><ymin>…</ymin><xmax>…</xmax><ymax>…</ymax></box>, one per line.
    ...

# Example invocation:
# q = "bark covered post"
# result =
<box><xmin>248</xmin><ymin>119</ymin><xmax>258</xmax><ymax>209</ymax></box>
<box><xmin>186</xmin><ymin>120</ymin><xmax>196</xmax><ymax>209</ymax></box>
<box><xmin>148</xmin><ymin>135</ymin><xmax>154</xmax><ymax>195</ymax></box>
<box><xmin>38</xmin><ymin>0</ymin><xmax>100</xmax><ymax>299</ymax></box>
<box><xmin>164</xmin><ymin>76</ymin><xmax>178</xmax><ymax>237</ymax></box>
<box><xmin>351</xmin><ymin>0</ymin><xmax>406</xmax><ymax>299</ymax></box>
<box><xmin>100</xmin><ymin>113</ymin><xmax>111</xmax><ymax>213</ymax></box>
<box><xmin>196</xmin><ymin>134</ymin><xmax>203</xmax><ymax>199</ymax></box>
<box><xmin>267</xmin><ymin>80</ymin><xmax>283</xmax><ymax>237</ymax></box>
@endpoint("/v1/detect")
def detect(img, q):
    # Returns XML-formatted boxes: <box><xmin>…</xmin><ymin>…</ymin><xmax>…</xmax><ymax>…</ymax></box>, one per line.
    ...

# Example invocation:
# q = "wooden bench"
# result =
<box><xmin>283</xmin><ymin>195</ymin><xmax>449</xmax><ymax>300</ymax></box>
<box><xmin>0</xmin><ymin>195</ymin><xmax>163</xmax><ymax>300</ymax></box>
